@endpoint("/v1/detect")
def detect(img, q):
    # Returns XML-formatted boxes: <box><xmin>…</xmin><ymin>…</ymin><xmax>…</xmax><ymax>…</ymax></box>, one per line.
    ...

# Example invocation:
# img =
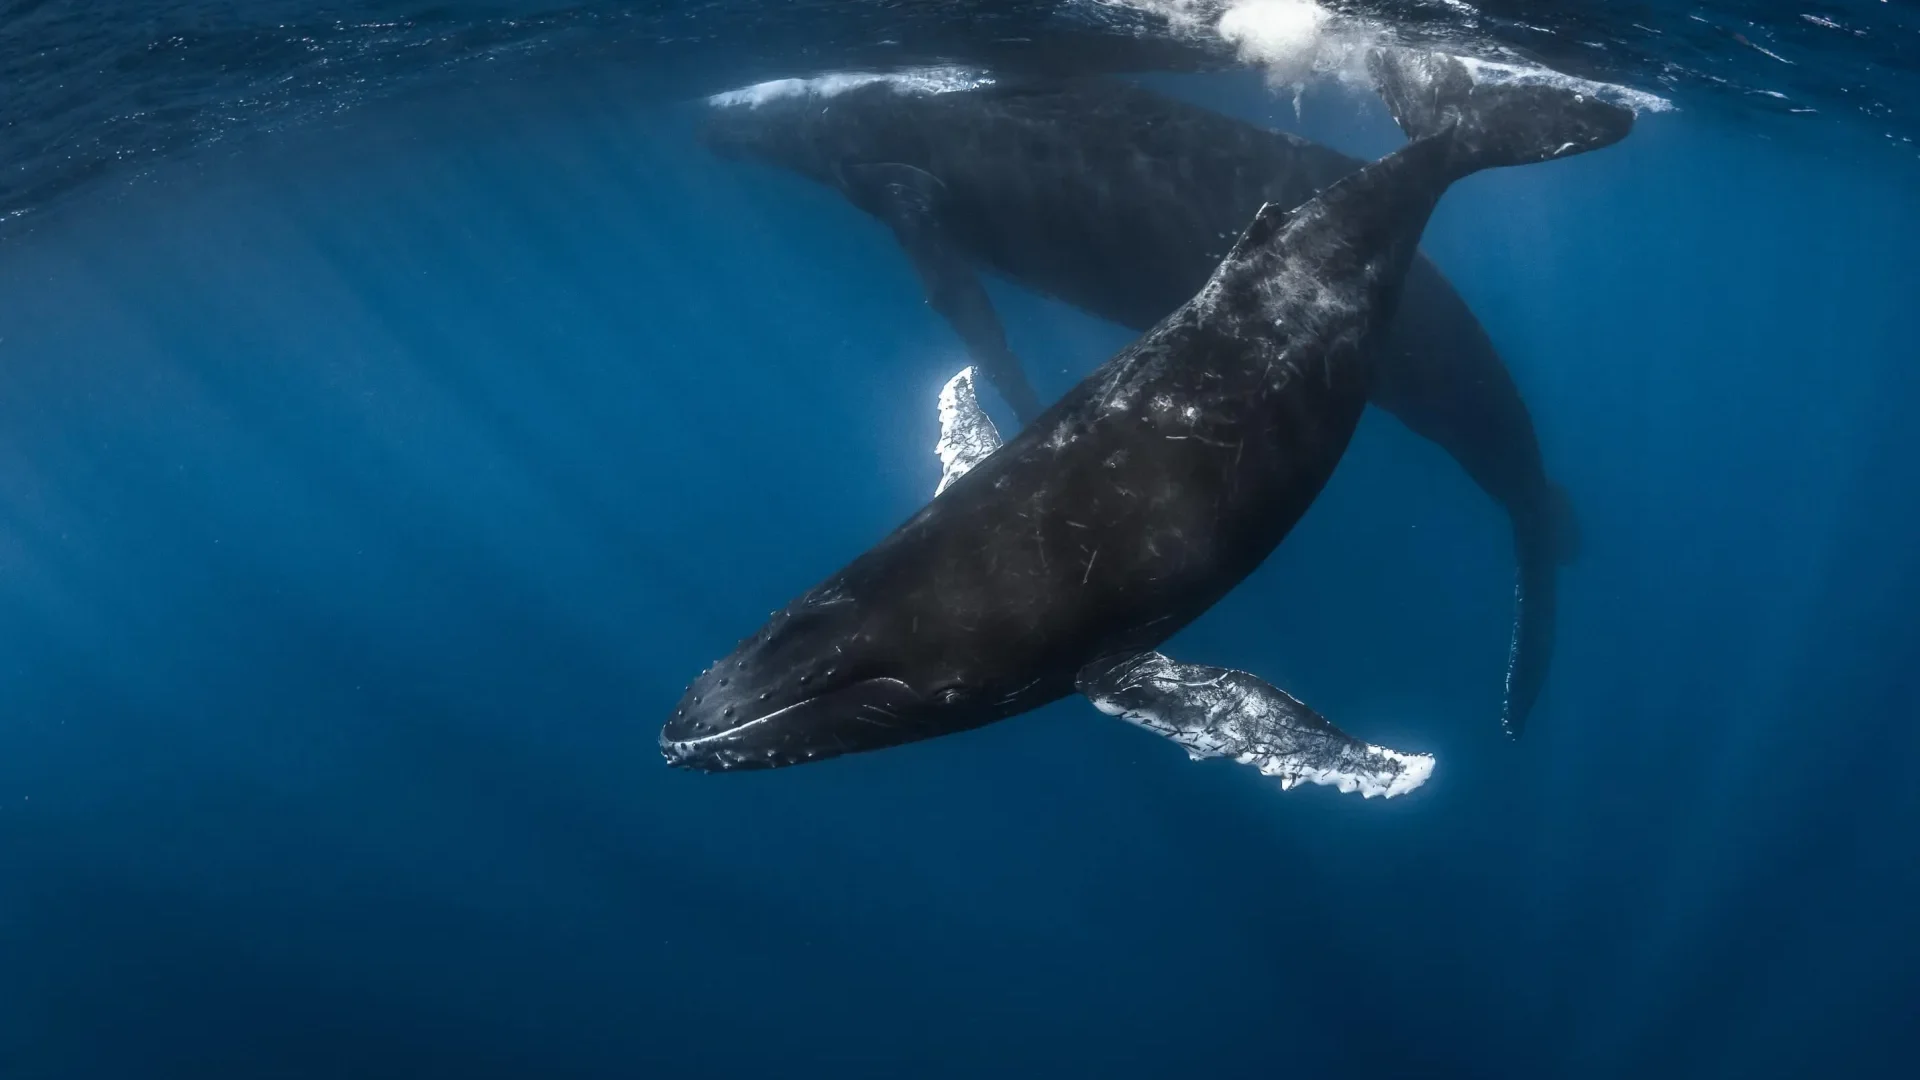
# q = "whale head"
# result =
<box><xmin>659</xmin><ymin>578</ymin><xmax>1016</xmax><ymax>772</ymax></box>
<box><xmin>700</xmin><ymin>69</ymin><xmax>994</xmax><ymax>193</ymax></box>
<box><xmin>699</xmin><ymin>93</ymin><xmax>829</xmax><ymax>181</ymax></box>
<box><xmin>699</xmin><ymin>75</ymin><xmax>901</xmax><ymax>189</ymax></box>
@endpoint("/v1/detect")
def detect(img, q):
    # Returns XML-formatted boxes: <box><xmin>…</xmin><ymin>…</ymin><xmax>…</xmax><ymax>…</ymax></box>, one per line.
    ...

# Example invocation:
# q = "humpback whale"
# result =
<box><xmin>703</xmin><ymin>67</ymin><xmax>1583</xmax><ymax>737</ymax></box>
<box><xmin>664</xmin><ymin>52</ymin><xmax>1632</xmax><ymax>784</ymax></box>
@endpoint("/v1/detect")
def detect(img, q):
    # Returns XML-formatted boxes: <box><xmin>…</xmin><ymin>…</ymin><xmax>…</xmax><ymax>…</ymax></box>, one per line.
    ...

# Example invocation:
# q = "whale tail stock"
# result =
<box><xmin>1358</xmin><ymin>50</ymin><xmax>1625</xmax><ymax>740</ymax></box>
<box><xmin>1367</xmin><ymin>50</ymin><xmax>1635</xmax><ymax>179</ymax></box>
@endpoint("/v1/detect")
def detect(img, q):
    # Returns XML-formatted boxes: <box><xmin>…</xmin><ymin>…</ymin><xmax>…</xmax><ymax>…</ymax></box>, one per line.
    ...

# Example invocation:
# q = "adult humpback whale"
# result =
<box><xmin>660</xmin><ymin>52</ymin><xmax>1633</xmax><ymax>784</ymax></box>
<box><xmin>703</xmin><ymin>67</ymin><xmax>1580</xmax><ymax>737</ymax></box>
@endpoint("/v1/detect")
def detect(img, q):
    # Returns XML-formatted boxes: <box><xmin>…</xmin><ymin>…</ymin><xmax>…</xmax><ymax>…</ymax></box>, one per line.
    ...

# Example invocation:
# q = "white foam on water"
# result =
<box><xmin>1217</xmin><ymin>0</ymin><xmax>1338</xmax><ymax>85</ymax></box>
<box><xmin>709</xmin><ymin>66</ymin><xmax>995</xmax><ymax>109</ymax></box>
<box><xmin>1107</xmin><ymin>0</ymin><xmax>1363</xmax><ymax>88</ymax></box>
<box><xmin>1100</xmin><ymin>0</ymin><xmax>1671</xmax><ymax>111</ymax></box>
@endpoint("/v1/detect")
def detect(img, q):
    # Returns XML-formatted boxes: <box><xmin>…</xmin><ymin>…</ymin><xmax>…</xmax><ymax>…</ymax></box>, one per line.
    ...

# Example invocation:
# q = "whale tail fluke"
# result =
<box><xmin>1367</xmin><ymin>50</ymin><xmax>1634</xmax><ymax>178</ymax></box>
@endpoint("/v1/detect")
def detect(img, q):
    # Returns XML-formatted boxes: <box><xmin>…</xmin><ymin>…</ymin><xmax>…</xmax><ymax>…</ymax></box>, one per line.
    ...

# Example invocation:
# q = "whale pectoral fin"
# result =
<box><xmin>842</xmin><ymin>162</ymin><xmax>948</xmax><ymax>220</ymax></box>
<box><xmin>1501</xmin><ymin>518</ymin><xmax>1561</xmax><ymax>739</ymax></box>
<box><xmin>909</xmin><ymin>251</ymin><xmax>1044</xmax><ymax>424</ymax></box>
<box><xmin>847</xmin><ymin>163</ymin><xmax>1044</xmax><ymax>425</ymax></box>
<box><xmin>934</xmin><ymin>367</ymin><xmax>1004</xmax><ymax>495</ymax></box>
<box><xmin>1076</xmin><ymin>652</ymin><xmax>1435</xmax><ymax>799</ymax></box>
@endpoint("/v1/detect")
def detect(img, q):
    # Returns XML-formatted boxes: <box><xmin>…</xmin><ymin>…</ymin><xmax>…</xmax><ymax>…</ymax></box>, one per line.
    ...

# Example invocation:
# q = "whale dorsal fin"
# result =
<box><xmin>1218</xmin><ymin>200</ymin><xmax>1300</xmax><ymax>267</ymax></box>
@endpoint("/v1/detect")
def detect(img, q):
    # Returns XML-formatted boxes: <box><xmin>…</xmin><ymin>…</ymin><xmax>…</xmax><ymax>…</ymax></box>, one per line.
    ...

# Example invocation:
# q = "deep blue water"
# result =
<box><xmin>4</xmin><ymin>1</ymin><xmax>1918</xmax><ymax>228</ymax></box>
<box><xmin>4</xmin><ymin>6</ymin><xmax>1920</xmax><ymax>1079</ymax></box>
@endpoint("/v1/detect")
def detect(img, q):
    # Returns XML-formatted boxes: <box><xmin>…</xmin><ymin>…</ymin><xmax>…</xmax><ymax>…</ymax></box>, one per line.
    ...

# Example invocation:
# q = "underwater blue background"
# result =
<box><xmin>2</xmin><ymin>56</ymin><xmax>1917</xmax><ymax>1080</ymax></box>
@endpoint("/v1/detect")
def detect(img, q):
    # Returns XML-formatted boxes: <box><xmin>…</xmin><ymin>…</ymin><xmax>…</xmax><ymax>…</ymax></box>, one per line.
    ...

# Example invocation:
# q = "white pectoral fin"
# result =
<box><xmin>1077</xmin><ymin>652</ymin><xmax>1435</xmax><ymax>799</ymax></box>
<box><xmin>934</xmin><ymin>366</ymin><xmax>1003</xmax><ymax>496</ymax></box>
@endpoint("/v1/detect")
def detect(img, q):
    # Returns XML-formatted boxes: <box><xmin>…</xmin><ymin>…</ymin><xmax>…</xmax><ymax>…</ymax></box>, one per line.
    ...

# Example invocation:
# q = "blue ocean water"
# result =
<box><xmin>3</xmin><ymin>3</ymin><xmax>1918</xmax><ymax>1078</ymax></box>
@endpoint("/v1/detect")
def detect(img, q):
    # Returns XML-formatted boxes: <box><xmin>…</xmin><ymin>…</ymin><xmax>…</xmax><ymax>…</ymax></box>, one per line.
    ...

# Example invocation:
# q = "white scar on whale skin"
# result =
<box><xmin>709</xmin><ymin>67</ymin><xmax>995</xmax><ymax>109</ymax></box>
<box><xmin>930</xmin><ymin>366</ymin><xmax>1434</xmax><ymax>799</ymax></box>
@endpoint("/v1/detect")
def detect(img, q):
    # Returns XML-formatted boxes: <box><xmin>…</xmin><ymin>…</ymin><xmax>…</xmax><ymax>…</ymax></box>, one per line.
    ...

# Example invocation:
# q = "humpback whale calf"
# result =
<box><xmin>703</xmin><ymin>66</ymin><xmax>1584</xmax><ymax>737</ymax></box>
<box><xmin>662</xmin><ymin>52</ymin><xmax>1632</xmax><ymax>786</ymax></box>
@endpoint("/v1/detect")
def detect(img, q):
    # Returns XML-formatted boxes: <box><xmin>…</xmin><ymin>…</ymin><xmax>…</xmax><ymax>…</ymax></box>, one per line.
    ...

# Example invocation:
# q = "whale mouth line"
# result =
<box><xmin>660</xmin><ymin>696</ymin><xmax>819</xmax><ymax>760</ymax></box>
<box><xmin>660</xmin><ymin>677</ymin><xmax>918</xmax><ymax>762</ymax></box>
